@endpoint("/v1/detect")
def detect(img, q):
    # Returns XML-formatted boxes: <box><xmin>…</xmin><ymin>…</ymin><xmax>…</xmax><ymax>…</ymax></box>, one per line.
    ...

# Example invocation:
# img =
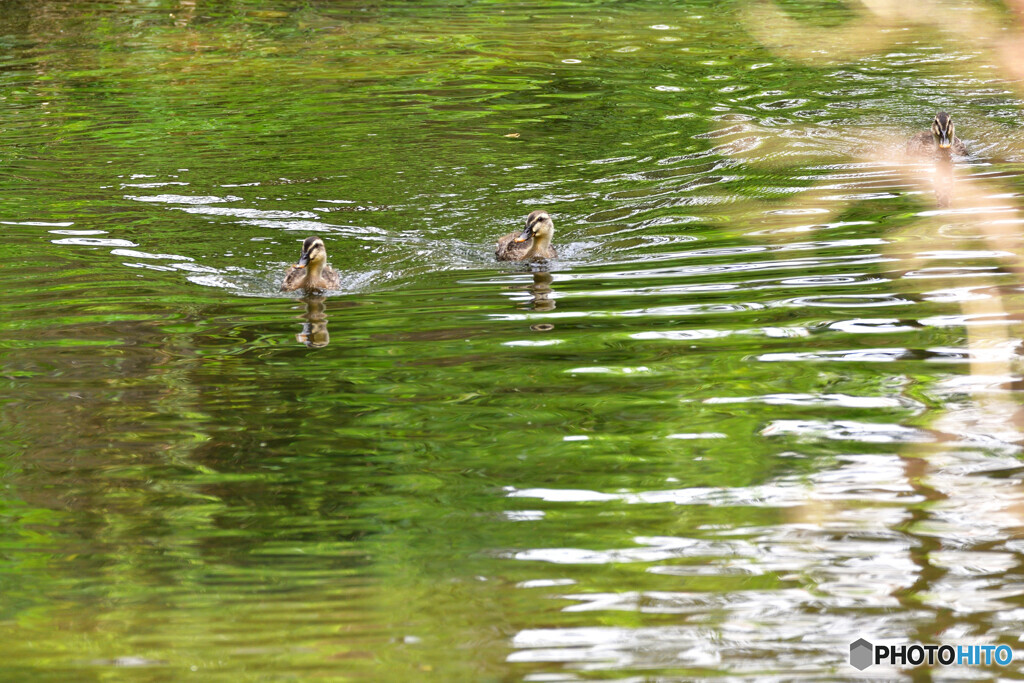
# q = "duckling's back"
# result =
<box><xmin>496</xmin><ymin>232</ymin><xmax>529</xmax><ymax>261</ymax></box>
<box><xmin>905</xmin><ymin>132</ymin><xmax>934</xmax><ymax>157</ymax></box>
<box><xmin>280</xmin><ymin>265</ymin><xmax>307</xmax><ymax>292</ymax></box>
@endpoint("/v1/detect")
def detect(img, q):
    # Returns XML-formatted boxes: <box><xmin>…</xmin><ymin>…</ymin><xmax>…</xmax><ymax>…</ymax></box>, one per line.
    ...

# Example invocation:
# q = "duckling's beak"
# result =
<box><xmin>514</xmin><ymin>225</ymin><xmax>534</xmax><ymax>243</ymax></box>
<box><xmin>295</xmin><ymin>251</ymin><xmax>311</xmax><ymax>268</ymax></box>
<box><xmin>938</xmin><ymin>130</ymin><xmax>952</xmax><ymax>149</ymax></box>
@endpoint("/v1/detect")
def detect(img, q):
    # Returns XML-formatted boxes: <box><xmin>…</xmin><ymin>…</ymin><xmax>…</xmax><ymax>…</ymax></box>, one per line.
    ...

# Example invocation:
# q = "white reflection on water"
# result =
<box><xmin>110</xmin><ymin>249</ymin><xmax>194</xmax><ymax>261</ymax></box>
<box><xmin>125</xmin><ymin>193</ymin><xmax>242</xmax><ymax>204</ymax></box>
<box><xmin>505</xmin><ymin>439</ymin><xmax>1024</xmax><ymax>673</ymax></box>
<box><xmin>705</xmin><ymin>393</ymin><xmax>913</xmax><ymax>409</ymax></box>
<box><xmin>761</xmin><ymin>419</ymin><xmax>932</xmax><ymax>443</ymax></box>
<box><xmin>51</xmin><ymin>237</ymin><xmax>137</xmax><ymax>247</ymax></box>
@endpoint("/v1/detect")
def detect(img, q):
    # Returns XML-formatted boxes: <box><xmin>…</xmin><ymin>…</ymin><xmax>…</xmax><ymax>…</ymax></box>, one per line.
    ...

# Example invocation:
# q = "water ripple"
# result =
<box><xmin>5</xmin><ymin>2</ymin><xmax>1024</xmax><ymax>680</ymax></box>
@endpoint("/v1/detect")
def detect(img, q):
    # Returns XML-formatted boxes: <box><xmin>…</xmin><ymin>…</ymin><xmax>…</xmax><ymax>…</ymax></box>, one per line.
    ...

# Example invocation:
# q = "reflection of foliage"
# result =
<box><xmin>5</xmin><ymin>1</ymin><xmax>1024</xmax><ymax>678</ymax></box>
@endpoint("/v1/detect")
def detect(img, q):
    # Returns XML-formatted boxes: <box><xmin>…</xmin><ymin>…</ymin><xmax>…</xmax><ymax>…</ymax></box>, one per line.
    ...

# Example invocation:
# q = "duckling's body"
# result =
<box><xmin>906</xmin><ymin>111</ymin><xmax>968</xmax><ymax>157</ymax></box>
<box><xmin>907</xmin><ymin>131</ymin><xmax>968</xmax><ymax>156</ymax></box>
<box><xmin>280</xmin><ymin>236</ymin><xmax>341</xmax><ymax>292</ymax></box>
<box><xmin>496</xmin><ymin>210</ymin><xmax>557</xmax><ymax>261</ymax></box>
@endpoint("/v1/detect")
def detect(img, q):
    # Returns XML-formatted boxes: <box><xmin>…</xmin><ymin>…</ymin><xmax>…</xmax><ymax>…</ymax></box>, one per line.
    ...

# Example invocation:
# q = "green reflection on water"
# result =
<box><xmin>2</xmin><ymin>0</ymin><xmax>1024</xmax><ymax>680</ymax></box>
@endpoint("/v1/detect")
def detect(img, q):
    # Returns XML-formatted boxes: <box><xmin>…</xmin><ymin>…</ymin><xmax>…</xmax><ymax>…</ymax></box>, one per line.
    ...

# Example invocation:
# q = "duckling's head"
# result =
<box><xmin>295</xmin><ymin>236</ymin><xmax>328</xmax><ymax>269</ymax></box>
<box><xmin>931</xmin><ymin>112</ymin><xmax>954</xmax><ymax>149</ymax></box>
<box><xmin>515</xmin><ymin>210</ymin><xmax>554</xmax><ymax>244</ymax></box>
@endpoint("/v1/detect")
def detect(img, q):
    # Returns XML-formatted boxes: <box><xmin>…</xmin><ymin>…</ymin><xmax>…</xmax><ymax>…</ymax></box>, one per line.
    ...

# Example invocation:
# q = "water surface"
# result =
<box><xmin>3</xmin><ymin>1</ymin><xmax>1024</xmax><ymax>680</ymax></box>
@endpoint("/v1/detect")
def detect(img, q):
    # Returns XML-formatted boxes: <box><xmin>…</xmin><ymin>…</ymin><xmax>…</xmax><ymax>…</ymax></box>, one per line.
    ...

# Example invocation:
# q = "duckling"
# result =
<box><xmin>906</xmin><ymin>111</ymin><xmax>968</xmax><ymax>157</ymax></box>
<box><xmin>280</xmin><ymin>236</ymin><xmax>340</xmax><ymax>292</ymax></box>
<box><xmin>496</xmin><ymin>210</ymin><xmax>557</xmax><ymax>261</ymax></box>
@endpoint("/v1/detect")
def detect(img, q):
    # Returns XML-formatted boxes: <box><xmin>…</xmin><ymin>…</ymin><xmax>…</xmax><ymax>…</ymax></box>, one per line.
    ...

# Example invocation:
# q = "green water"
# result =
<box><xmin>4</xmin><ymin>0</ymin><xmax>1024</xmax><ymax>680</ymax></box>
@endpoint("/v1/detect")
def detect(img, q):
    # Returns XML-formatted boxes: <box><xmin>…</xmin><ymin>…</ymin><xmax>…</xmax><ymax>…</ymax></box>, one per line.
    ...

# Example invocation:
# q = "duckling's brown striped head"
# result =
<box><xmin>295</xmin><ymin>236</ymin><xmax>328</xmax><ymax>268</ymax></box>
<box><xmin>931</xmin><ymin>112</ymin><xmax>955</xmax><ymax>149</ymax></box>
<box><xmin>514</xmin><ymin>210</ymin><xmax>554</xmax><ymax>243</ymax></box>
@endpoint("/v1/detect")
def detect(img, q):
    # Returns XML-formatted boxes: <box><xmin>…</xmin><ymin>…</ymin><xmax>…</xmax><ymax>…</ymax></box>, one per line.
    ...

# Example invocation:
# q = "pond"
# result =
<box><xmin>3</xmin><ymin>0</ymin><xmax>1024</xmax><ymax>679</ymax></box>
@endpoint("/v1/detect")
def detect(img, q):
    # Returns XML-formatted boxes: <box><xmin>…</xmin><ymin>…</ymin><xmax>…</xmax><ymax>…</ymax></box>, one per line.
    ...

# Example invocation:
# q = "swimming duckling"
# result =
<box><xmin>496</xmin><ymin>210</ymin><xmax>557</xmax><ymax>261</ymax></box>
<box><xmin>280</xmin><ymin>236</ymin><xmax>340</xmax><ymax>292</ymax></box>
<box><xmin>906</xmin><ymin>111</ymin><xmax>968</xmax><ymax>157</ymax></box>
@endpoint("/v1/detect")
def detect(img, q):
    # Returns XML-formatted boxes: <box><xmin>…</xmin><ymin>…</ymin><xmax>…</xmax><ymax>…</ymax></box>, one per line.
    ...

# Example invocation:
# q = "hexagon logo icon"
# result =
<box><xmin>850</xmin><ymin>638</ymin><xmax>873</xmax><ymax>670</ymax></box>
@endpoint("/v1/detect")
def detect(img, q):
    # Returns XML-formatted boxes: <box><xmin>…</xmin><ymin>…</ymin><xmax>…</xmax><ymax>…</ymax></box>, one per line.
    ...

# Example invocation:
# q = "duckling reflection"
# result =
<box><xmin>496</xmin><ymin>210</ymin><xmax>557</xmax><ymax>261</ymax></box>
<box><xmin>502</xmin><ymin>269</ymin><xmax>557</xmax><ymax>312</ymax></box>
<box><xmin>296</xmin><ymin>295</ymin><xmax>330</xmax><ymax>348</ymax></box>
<box><xmin>528</xmin><ymin>270</ymin><xmax>556</xmax><ymax>312</ymax></box>
<box><xmin>906</xmin><ymin>112</ymin><xmax>968</xmax><ymax>158</ymax></box>
<box><xmin>280</xmin><ymin>236</ymin><xmax>341</xmax><ymax>292</ymax></box>
<box><xmin>934</xmin><ymin>153</ymin><xmax>954</xmax><ymax>208</ymax></box>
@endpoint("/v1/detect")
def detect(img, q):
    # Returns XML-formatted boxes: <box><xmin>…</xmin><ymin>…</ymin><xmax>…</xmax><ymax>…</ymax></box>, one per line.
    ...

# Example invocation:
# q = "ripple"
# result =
<box><xmin>506</xmin><ymin>452</ymin><xmax>921</xmax><ymax>510</ymax></box>
<box><xmin>517</xmin><ymin>579</ymin><xmax>576</xmax><ymax>589</ymax></box>
<box><xmin>7</xmin><ymin>4</ymin><xmax>1024</xmax><ymax>680</ymax></box>
<box><xmin>828</xmin><ymin>318</ymin><xmax>918</xmax><ymax>333</ymax></box>
<box><xmin>125</xmin><ymin>193</ymin><xmax>241</xmax><ymax>204</ymax></box>
<box><xmin>705</xmin><ymin>393</ymin><xmax>914</xmax><ymax>409</ymax></box>
<box><xmin>110</xmin><ymin>249</ymin><xmax>193</xmax><ymax>261</ymax></box>
<box><xmin>666</xmin><ymin>432</ymin><xmax>727</xmax><ymax>439</ymax></box>
<box><xmin>783</xmin><ymin>294</ymin><xmax>914</xmax><ymax>308</ymax></box>
<box><xmin>776</xmin><ymin>274</ymin><xmax>869</xmax><ymax>286</ymax></box>
<box><xmin>757</xmin><ymin>348</ymin><xmax>911</xmax><ymax>362</ymax></box>
<box><xmin>761</xmin><ymin>419</ymin><xmax>932</xmax><ymax>443</ymax></box>
<box><xmin>503</xmin><ymin>339</ymin><xmax>564</xmax><ymax>347</ymax></box>
<box><xmin>631</xmin><ymin>329</ymin><xmax>732</xmax><ymax>341</ymax></box>
<box><xmin>52</xmin><ymin>237</ymin><xmax>138</xmax><ymax>247</ymax></box>
<box><xmin>566</xmin><ymin>365</ymin><xmax>652</xmax><ymax>375</ymax></box>
<box><xmin>178</xmin><ymin>206</ymin><xmax>320</xmax><ymax>220</ymax></box>
<box><xmin>758</xmin><ymin>98</ymin><xmax>809</xmax><ymax>110</ymax></box>
<box><xmin>509</xmin><ymin>536</ymin><xmax>740</xmax><ymax>565</ymax></box>
<box><xmin>4</xmin><ymin>221</ymin><xmax>75</xmax><ymax>227</ymax></box>
<box><xmin>120</xmin><ymin>181</ymin><xmax>190</xmax><ymax>189</ymax></box>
